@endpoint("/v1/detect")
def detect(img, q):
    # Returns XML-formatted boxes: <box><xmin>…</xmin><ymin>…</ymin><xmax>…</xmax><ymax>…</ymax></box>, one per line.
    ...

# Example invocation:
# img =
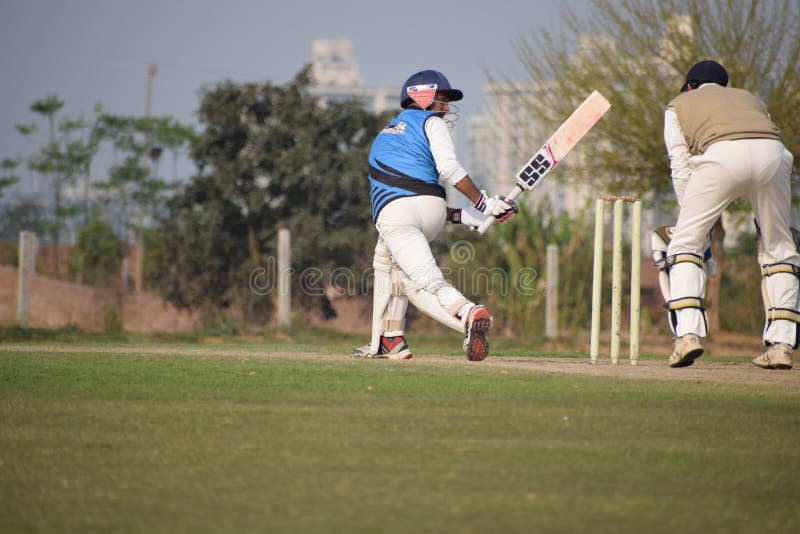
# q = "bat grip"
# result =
<box><xmin>476</xmin><ymin>185</ymin><xmax>525</xmax><ymax>235</ymax></box>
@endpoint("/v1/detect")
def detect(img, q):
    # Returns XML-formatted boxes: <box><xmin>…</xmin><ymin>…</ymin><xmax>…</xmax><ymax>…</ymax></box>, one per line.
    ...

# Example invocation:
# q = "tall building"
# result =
<box><xmin>308</xmin><ymin>39</ymin><xmax>394</xmax><ymax>114</ymax></box>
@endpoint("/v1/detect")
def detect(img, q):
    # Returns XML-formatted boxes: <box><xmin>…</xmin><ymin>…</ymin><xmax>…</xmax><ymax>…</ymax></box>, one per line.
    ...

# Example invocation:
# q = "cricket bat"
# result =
<box><xmin>477</xmin><ymin>90</ymin><xmax>611</xmax><ymax>235</ymax></box>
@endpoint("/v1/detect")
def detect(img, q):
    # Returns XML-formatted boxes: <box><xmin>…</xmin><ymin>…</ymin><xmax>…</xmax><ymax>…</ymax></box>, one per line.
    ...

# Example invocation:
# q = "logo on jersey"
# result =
<box><xmin>407</xmin><ymin>83</ymin><xmax>437</xmax><ymax>109</ymax></box>
<box><xmin>381</xmin><ymin>121</ymin><xmax>407</xmax><ymax>135</ymax></box>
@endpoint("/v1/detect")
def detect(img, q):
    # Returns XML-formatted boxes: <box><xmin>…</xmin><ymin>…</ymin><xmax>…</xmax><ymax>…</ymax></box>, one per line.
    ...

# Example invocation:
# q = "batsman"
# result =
<box><xmin>352</xmin><ymin>70</ymin><xmax>517</xmax><ymax>361</ymax></box>
<box><xmin>661</xmin><ymin>59</ymin><xmax>798</xmax><ymax>369</ymax></box>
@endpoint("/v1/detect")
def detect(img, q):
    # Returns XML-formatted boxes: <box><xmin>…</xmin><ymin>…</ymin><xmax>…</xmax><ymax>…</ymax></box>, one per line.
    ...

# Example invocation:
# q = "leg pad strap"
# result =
<box><xmin>446</xmin><ymin>297</ymin><xmax>470</xmax><ymax>316</ymax></box>
<box><xmin>760</xmin><ymin>261</ymin><xmax>800</xmax><ymax>349</ymax></box>
<box><xmin>656</xmin><ymin>252</ymin><xmax>703</xmax><ymax>272</ymax></box>
<box><xmin>382</xmin><ymin>318</ymin><xmax>405</xmax><ymax>331</ymax></box>
<box><xmin>666</xmin><ymin>297</ymin><xmax>705</xmax><ymax>311</ymax></box>
<box><xmin>765</xmin><ymin>308</ymin><xmax>800</xmax><ymax>349</ymax></box>
<box><xmin>663</xmin><ymin>254</ymin><xmax>707</xmax><ymax>337</ymax></box>
<box><xmin>767</xmin><ymin>307</ymin><xmax>800</xmax><ymax>323</ymax></box>
<box><xmin>761</xmin><ymin>263</ymin><xmax>800</xmax><ymax>278</ymax></box>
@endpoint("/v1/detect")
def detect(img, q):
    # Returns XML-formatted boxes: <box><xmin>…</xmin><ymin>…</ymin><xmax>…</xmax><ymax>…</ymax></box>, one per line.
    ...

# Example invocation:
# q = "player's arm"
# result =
<box><xmin>425</xmin><ymin>117</ymin><xmax>517</xmax><ymax>223</ymax></box>
<box><xmin>451</xmin><ymin>174</ymin><xmax>481</xmax><ymax>204</ymax></box>
<box><xmin>664</xmin><ymin>107</ymin><xmax>691</xmax><ymax>208</ymax></box>
<box><xmin>447</xmin><ymin>202</ymin><xmax>517</xmax><ymax>229</ymax></box>
<box><xmin>424</xmin><ymin>115</ymin><xmax>471</xmax><ymax>194</ymax></box>
<box><xmin>452</xmin><ymin>176</ymin><xmax>518</xmax><ymax>223</ymax></box>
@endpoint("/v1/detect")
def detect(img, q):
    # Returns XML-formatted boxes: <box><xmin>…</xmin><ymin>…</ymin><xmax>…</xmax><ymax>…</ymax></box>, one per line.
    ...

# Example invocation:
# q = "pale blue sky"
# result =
<box><xmin>1</xmin><ymin>0</ymin><xmax>591</xmax><ymax>179</ymax></box>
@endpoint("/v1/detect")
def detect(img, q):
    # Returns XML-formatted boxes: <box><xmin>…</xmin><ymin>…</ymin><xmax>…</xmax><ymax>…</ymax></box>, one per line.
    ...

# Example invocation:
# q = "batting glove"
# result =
<box><xmin>476</xmin><ymin>190</ymin><xmax>519</xmax><ymax>223</ymax></box>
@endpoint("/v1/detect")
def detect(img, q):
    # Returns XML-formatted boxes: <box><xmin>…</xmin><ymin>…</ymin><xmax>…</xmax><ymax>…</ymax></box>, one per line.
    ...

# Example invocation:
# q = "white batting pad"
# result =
<box><xmin>394</xmin><ymin>269</ymin><xmax>466</xmax><ymax>333</ymax></box>
<box><xmin>668</xmin><ymin>262</ymin><xmax>708</xmax><ymax>337</ymax></box>
<box><xmin>763</xmin><ymin>269</ymin><xmax>800</xmax><ymax>346</ymax></box>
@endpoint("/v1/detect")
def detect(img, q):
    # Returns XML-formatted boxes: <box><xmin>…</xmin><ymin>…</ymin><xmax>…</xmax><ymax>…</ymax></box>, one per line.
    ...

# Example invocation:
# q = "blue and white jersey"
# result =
<box><xmin>368</xmin><ymin>109</ymin><xmax>446</xmax><ymax>222</ymax></box>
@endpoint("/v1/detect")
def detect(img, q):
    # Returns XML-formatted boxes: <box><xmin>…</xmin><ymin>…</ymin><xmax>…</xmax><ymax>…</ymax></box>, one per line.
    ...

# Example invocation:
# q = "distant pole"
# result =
<box><xmin>277</xmin><ymin>229</ymin><xmax>291</xmax><ymax>328</ymax></box>
<box><xmin>145</xmin><ymin>64</ymin><xmax>157</xmax><ymax>117</ymax></box>
<box><xmin>17</xmin><ymin>231</ymin><xmax>38</xmax><ymax>329</ymax></box>
<box><xmin>121</xmin><ymin>257</ymin><xmax>130</xmax><ymax>293</ymax></box>
<box><xmin>133</xmin><ymin>238</ymin><xmax>143</xmax><ymax>294</ymax></box>
<box><xmin>546</xmin><ymin>244</ymin><xmax>559</xmax><ymax>339</ymax></box>
<box><xmin>134</xmin><ymin>65</ymin><xmax>158</xmax><ymax>295</ymax></box>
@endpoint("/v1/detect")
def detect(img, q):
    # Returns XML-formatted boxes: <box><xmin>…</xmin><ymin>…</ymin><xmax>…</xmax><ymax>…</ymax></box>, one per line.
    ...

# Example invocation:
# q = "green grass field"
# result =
<box><xmin>1</xmin><ymin>333</ymin><xmax>798</xmax><ymax>533</ymax></box>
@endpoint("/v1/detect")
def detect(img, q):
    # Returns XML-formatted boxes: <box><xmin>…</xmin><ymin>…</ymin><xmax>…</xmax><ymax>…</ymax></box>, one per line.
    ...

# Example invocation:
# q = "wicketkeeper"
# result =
<box><xmin>662</xmin><ymin>59</ymin><xmax>798</xmax><ymax>369</ymax></box>
<box><xmin>353</xmin><ymin>69</ymin><xmax>517</xmax><ymax>361</ymax></box>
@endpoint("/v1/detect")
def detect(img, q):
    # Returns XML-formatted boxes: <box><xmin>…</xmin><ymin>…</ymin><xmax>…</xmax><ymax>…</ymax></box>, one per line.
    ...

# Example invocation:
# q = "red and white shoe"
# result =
<box><xmin>352</xmin><ymin>336</ymin><xmax>413</xmax><ymax>360</ymax></box>
<box><xmin>463</xmin><ymin>305</ymin><xmax>492</xmax><ymax>361</ymax></box>
<box><xmin>380</xmin><ymin>336</ymin><xmax>413</xmax><ymax>360</ymax></box>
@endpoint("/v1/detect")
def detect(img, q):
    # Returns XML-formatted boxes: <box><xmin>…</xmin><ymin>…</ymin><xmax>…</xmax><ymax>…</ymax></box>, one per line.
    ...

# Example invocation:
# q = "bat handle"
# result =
<box><xmin>476</xmin><ymin>185</ymin><xmax>525</xmax><ymax>235</ymax></box>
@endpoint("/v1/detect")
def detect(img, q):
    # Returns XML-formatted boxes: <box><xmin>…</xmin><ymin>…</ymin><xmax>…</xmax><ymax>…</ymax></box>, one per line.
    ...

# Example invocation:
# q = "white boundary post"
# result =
<box><xmin>546</xmin><ymin>244</ymin><xmax>559</xmax><ymax>339</ymax></box>
<box><xmin>277</xmin><ymin>229</ymin><xmax>291</xmax><ymax>328</ymax></box>
<box><xmin>17</xmin><ymin>231</ymin><xmax>38</xmax><ymax>329</ymax></box>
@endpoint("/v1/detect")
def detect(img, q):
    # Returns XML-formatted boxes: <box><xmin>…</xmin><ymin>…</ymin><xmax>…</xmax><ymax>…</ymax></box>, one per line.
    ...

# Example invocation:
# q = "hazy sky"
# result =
<box><xmin>1</xmin><ymin>0</ymin><xmax>592</xmax><ymax>179</ymax></box>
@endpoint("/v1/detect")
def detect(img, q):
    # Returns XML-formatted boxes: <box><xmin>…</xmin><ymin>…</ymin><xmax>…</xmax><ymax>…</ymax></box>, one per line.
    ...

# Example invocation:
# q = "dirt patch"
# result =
<box><xmin>0</xmin><ymin>265</ymin><xmax>200</xmax><ymax>332</ymax></box>
<box><xmin>458</xmin><ymin>355</ymin><xmax>799</xmax><ymax>387</ymax></box>
<box><xmin>1</xmin><ymin>344</ymin><xmax>797</xmax><ymax>388</ymax></box>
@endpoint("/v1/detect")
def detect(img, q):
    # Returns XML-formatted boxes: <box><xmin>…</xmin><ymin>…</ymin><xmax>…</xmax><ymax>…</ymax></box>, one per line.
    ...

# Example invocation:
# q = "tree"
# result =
<box><xmin>150</xmin><ymin>67</ymin><xmax>386</xmax><ymax>323</ymax></box>
<box><xmin>68</xmin><ymin>217</ymin><xmax>124</xmax><ymax>286</ymax></box>
<box><xmin>146</xmin><ymin>116</ymin><xmax>195</xmax><ymax>182</ymax></box>
<box><xmin>0</xmin><ymin>198</ymin><xmax>48</xmax><ymax>242</ymax></box>
<box><xmin>30</xmin><ymin>95</ymin><xmax>64</xmax><ymax>147</ymax></box>
<box><xmin>515</xmin><ymin>0</ymin><xmax>799</xmax><ymax>197</ymax></box>
<box><xmin>74</xmin><ymin>104</ymin><xmax>107</xmax><ymax>224</ymax></box>
<box><xmin>0</xmin><ymin>158</ymin><xmax>20</xmax><ymax>200</ymax></box>
<box><xmin>94</xmin><ymin>155</ymin><xmax>149</xmax><ymax>237</ymax></box>
<box><xmin>7</xmin><ymin>96</ymin><xmax>193</xmax><ymax>287</ymax></box>
<box><xmin>513</xmin><ymin>0</ymin><xmax>800</xmax><ymax>331</ymax></box>
<box><xmin>93</xmin><ymin>114</ymin><xmax>192</xmax><ymax>232</ymax></box>
<box><xmin>16</xmin><ymin>95</ymin><xmax>101</xmax><ymax>276</ymax></box>
<box><xmin>147</xmin><ymin>173</ymin><xmax>251</xmax><ymax>314</ymax></box>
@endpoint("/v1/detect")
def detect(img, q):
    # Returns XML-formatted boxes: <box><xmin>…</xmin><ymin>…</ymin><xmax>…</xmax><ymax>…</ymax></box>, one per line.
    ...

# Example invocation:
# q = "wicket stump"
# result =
<box><xmin>590</xmin><ymin>195</ymin><xmax>641</xmax><ymax>365</ymax></box>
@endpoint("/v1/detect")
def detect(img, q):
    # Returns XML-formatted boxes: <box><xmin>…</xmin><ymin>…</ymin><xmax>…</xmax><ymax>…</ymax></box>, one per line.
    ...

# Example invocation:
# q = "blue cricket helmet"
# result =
<box><xmin>400</xmin><ymin>70</ymin><xmax>463</xmax><ymax>108</ymax></box>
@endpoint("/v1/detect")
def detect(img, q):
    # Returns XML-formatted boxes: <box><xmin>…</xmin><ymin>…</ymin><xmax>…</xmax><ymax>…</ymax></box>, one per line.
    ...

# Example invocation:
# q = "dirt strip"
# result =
<box><xmin>1</xmin><ymin>344</ymin><xmax>798</xmax><ymax>388</ymax></box>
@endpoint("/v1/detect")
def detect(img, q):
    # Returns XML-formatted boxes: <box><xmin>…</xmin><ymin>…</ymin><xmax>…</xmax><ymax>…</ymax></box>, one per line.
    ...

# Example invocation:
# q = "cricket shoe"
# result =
<box><xmin>668</xmin><ymin>333</ymin><xmax>704</xmax><ymax>368</ymax></box>
<box><xmin>463</xmin><ymin>305</ymin><xmax>492</xmax><ymax>361</ymax></box>
<box><xmin>352</xmin><ymin>336</ymin><xmax>413</xmax><ymax>360</ymax></box>
<box><xmin>753</xmin><ymin>343</ymin><xmax>793</xmax><ymax>370</ymax></box>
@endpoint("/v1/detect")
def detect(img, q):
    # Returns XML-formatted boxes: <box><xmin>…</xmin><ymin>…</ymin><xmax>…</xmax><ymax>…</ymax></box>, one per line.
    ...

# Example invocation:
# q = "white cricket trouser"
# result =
<box><xmin>668</xmin><ymin>138</ymin><xmax>798</xmax><ymax>343</ymax></box>
<box><xmin>375</xmin><ymin>196</ymin><xmax>472</xmax><ymax>319</ymax></box>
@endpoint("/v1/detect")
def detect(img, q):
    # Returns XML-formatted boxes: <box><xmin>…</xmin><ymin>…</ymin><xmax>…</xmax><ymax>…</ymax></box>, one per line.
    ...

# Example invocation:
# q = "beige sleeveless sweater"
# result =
<box><xmin>668</xmin><ymin>85</ymin><xmax>781</xmax><ymax>155</ymax></box>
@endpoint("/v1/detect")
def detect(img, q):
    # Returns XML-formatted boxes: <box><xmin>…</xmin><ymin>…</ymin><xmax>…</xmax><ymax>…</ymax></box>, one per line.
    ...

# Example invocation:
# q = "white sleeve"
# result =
<box><xmin>664</xmin><ymin>107</ymin><xmax>691</xmax><ymax>207</ymax></box>
<box><xmin>424</xmin><ymin>116</ymin><xmax>468</xmax><ymax>186</ymax></box>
